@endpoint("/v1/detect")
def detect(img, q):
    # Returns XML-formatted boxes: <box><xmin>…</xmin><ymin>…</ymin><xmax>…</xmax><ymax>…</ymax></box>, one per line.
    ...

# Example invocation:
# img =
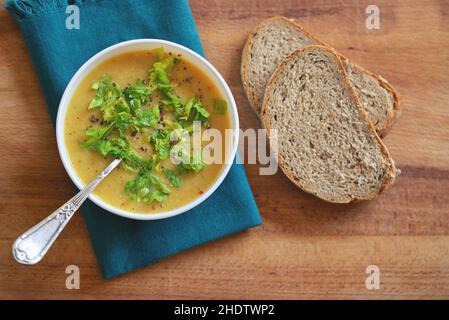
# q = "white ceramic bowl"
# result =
<box><xmin>56</xmin><ymin>39</ymin><xmax>239</xmax><ymax>220</ymax></box>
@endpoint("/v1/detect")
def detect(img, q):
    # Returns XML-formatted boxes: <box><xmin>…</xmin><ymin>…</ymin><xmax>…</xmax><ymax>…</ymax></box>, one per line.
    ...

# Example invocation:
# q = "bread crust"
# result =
<box><xmin>260</xmin><ymin>45</ymin><xmax>399</xmax><ymax>203</ymax></box>
<box><xmin>342</xmin><ymin>58</ymin><xmax>402</xmax><ymax>137</ymax></box>
<box><xmin>241</xmin><ymin>16</ymin><xmax>401</xmax><ymax>136</ymax></box>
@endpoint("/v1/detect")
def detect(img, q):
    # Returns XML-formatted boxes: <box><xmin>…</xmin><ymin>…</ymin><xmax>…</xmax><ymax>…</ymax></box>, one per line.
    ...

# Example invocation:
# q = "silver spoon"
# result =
<box><xmin>12</xmin><ymin>158</ymin><xmax>122</xmax><ymax>265</ymax></box>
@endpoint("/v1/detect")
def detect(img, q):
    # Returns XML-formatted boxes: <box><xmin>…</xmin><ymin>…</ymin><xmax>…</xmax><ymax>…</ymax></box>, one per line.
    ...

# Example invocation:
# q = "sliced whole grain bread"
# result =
<box><xmin>242</xmin><ymin>16</ymin><xmax>400</xmax><ymax>136</ymax></box>
<box><xmin>261</xmin><ymin>45</ymin><xmax>399</xmax><ymax>203</ymax></box>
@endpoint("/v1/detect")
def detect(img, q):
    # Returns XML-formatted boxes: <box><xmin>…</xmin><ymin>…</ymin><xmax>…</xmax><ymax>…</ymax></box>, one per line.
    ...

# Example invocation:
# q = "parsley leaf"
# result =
<box><xmin>82</xmin><ymin>123</ymin><xmax>114</xmax><ymax>149</ymax></box>
<box><xmin>163</xmin><ymin>168</ymin><xmax>182</xmax><ymax>187</ymax></box>
<box><xmin>213</xmin><ymin>99</ymin><xmax>228</xmax><ymax>114</ymax></box>
<box><xmin>178</xmin><ymin>97</ymin><xmax>210</xmax><ymax>126</ymax></box>
<box><xmin>150</xmin><ymin>129</ymin><xmax>172</xmax><ymax>160</ymax></box>
<box><xmin>125</xmin><ymin>167</ymin><xmax>171</xmax><ymax>203</ymax></box>
<box><xmin>89</xmin><ymin>75</ymin><xmax>121</xmax><ymax>116</ymax></box>
<box><xmin>177</xmin><ymin>152</ymin><xmax>205</xmax><ymax>173</ymax></box>
<box><xmin>132</xmin><ymin>105</ymin><xmax>160</xmax><ymax>130</ymax></box>
<box><xmin>124</xmin><ymin>79</ymin><xmax>151</xmax><ymax>111</ymax></box>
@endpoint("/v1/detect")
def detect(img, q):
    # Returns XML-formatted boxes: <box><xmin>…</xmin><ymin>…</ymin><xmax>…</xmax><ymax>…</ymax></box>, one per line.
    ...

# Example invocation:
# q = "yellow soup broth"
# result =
<box><xmin>64</xmin><ymin>50</ymin><xmax>230</xmax><ymax>213</ymax></box>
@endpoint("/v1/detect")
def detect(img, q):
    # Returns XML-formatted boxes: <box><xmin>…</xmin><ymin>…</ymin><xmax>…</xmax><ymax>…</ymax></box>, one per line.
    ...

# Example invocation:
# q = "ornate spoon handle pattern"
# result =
<box><xmin>12</xmin><ymin>158</ymin><xmax>122</xmax><ymax>265</ymax></box>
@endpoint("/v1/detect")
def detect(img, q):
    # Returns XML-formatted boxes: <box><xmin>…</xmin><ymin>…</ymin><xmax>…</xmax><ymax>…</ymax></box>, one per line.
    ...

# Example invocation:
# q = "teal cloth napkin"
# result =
<box><xmin>5</xmin><ymin>0</ymin><xmax>261</xmax><ymax>279</ymax></box>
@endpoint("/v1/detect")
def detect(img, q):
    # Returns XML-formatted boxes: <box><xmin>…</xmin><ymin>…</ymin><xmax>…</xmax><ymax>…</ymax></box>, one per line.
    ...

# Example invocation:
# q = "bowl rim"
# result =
<box><xmin>55</xmin><ymin>39</ymin><xmax>239</xmax><ymax>220</ymax></box>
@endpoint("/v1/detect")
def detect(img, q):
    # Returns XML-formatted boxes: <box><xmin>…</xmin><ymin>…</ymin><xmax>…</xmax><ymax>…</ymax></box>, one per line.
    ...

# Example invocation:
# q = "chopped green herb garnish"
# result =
<box><xmin>124</xmin><ymin>79</ymin><xmax>152</xmax><ymax>111</ymax></box>
<box><xmin>132</xmin><ymin>105</ymin><xmax>160</xmax><ymax>130</ymax></box>
<box><xmin>125</xmin><ymin>167</ymin><xmax>170</xmax><ymax>203</ymax></box>
<box><xmin>213</xmin><ymin>99</ymin><xmax>228</xmax><ymax>115</ymax></box>
<box><xmin>82</xmin><ymin>123</ymin><xmax>115</xmax><ymax>149</ymax></box>
<box><xmin>163</xmin><ymin>168</ymin><xmax>182</xmax><ymax>187</ymax></box>
<box><xmin>177</xmin><ymin>152</ymin><xmax>205</xmax><ymax>173</ymax></box>
<box><xmin>81</xmin><ymin>48</ymin><xmax>220</xmax><ymax>204</ymax></box>
<box><xmin>152</xmin><ymin>47</ymin><xmax>165</xmax><ymax>61</ymax></box>
<box><xmin>179</xmin><ymin>97</ymin><xmax>210</xmax><ymax>126</ymax></box>
<box><xmin>150</xmin><ymin>129</ymin><xmax>172</xmax><ymax>160</ymax></box>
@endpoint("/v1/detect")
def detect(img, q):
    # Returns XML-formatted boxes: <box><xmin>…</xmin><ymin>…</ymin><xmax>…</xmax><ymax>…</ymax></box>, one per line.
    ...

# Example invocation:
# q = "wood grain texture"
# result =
<box><xmin>1</xmin><ymin>0</ymin><xmax>449</xmax><ymax>299</ymax></box>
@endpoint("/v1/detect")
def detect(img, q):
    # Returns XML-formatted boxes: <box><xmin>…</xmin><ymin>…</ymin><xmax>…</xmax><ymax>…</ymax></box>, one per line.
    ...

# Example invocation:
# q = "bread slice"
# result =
<box><xmin>261</xmin><ymin>46</ymin><xmax>399</xmax><ymax>203</ymax></box>
<box><xmin>242</xmin><ymin>16</ymin><xmax>401</xmax><ymax>136</ymax></box>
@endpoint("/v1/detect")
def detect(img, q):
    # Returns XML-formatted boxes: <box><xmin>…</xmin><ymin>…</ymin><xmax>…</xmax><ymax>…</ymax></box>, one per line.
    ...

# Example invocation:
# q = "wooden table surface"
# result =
<box><xmin>1</xmin><ymin>0</ymin><xmax>449</xmax><ymax>299</ymax></box>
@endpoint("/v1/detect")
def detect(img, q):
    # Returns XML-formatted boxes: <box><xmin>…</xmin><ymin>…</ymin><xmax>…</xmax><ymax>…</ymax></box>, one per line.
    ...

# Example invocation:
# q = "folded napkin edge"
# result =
<box><xmin>101</xmin><ymin>223</ymin><xmax>262</xmax><ymax>280</ymax></box>
<box><xmin>4</xmin><ymin>0</ymin><xmax>108</xmax><ymax>19</ymax></box>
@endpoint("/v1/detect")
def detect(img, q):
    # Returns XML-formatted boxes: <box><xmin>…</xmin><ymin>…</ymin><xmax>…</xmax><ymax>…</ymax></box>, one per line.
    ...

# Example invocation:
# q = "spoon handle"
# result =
<box><xmin>12</xmin><ymin>158</ymin><xmax>122</xmax><ymax>265</ymax></box>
